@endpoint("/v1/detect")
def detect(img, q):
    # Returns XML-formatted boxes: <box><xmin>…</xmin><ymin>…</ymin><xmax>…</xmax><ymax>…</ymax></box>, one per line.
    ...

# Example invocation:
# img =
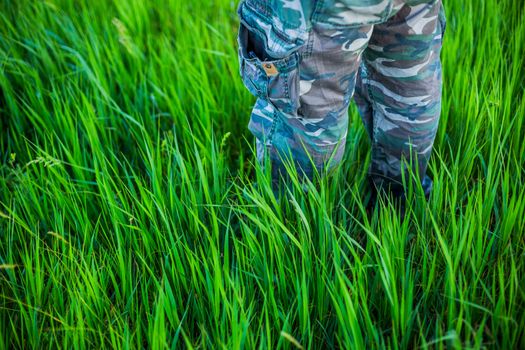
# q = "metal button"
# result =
<box><xmin>262</xmin><ymin>62</ymin><xmax>278</xmax><ymax>76</ymax></box>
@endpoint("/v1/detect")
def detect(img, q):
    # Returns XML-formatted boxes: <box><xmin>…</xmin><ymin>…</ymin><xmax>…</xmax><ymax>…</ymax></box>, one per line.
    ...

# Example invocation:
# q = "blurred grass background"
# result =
<box><xmin>0</xmin><ymin>0</ymin><xmax>524</xmax><ymax>348</ymax></box>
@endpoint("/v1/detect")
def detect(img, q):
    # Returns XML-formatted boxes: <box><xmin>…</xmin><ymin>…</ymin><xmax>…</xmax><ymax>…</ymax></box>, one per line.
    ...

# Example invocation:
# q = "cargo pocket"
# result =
<box><xmin>237</xmin><ymin>20</ymin><xmax>301</xmax><ymax>116</ymax></box>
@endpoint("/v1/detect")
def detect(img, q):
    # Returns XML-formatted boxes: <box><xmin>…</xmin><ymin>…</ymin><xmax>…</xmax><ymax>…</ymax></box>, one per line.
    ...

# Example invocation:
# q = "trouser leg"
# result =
<box><xmin>255</xmin><ymin>23</ymin><xmax>374</xmax><ymax>182</ymax></box>
<box><xmin>354</xmin><ymin>0</ymin><xmax>445</xmax><ymax>198</ymax></box>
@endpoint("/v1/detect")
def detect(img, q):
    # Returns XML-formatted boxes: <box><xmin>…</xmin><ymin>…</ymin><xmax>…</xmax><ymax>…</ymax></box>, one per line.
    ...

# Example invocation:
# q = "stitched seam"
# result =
<box><xmin>283</xmin><ymin>73</ymin><xmax>290</xmax><ymax>101</ymax></box>
<box><xmin>243</xmin><ymin>0</ymin><xmax>269</xmax><ymax>18</ymax></box>
<box><xmin>439</xmin><ymin>4</ymin><xmax>446</xmax><ymax>44</ymax></box>
<box><xmin>267</xmin><ymin>110</ymin><xmax>279</xmax><ymax>143</ymax></box>
<box><xmin>385</xmin><ymin>1</ymin><xmax>394</xmax><ymax>20</ymax></box>
<box><xmin>300</xmin><ymin>27</ymin><xmax>315</xmax><ymax>60</ymax></box>
<box><xmin>311</xmin><ymin>0</ymin><xmax>324</xmax><ymax>23</ymax></box>
<box><xmin>362</xmin><ymin>61</ymin><xmax>381</xmax><ymax>141</ymax></box>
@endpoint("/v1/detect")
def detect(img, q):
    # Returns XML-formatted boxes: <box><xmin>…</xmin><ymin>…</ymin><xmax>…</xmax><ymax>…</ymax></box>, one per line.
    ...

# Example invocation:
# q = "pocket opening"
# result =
<box><xmin>237</xmin><ymin>1</ymin><xmax>305</xmax><ymax>59</ymax></box>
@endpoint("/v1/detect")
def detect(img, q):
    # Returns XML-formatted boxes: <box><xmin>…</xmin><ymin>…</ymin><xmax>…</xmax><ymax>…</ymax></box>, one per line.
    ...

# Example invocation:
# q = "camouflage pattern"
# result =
<box><xmin>237</xmin><ymin>0</ymin><xmax>446</xmax><ymax>196</ymax></box>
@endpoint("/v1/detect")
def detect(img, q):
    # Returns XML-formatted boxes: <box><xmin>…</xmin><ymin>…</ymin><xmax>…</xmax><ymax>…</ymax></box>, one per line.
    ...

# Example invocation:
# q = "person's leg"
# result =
<box><xmin>264</xmin><ymin>23</ymin><xmax>375</xmax><ymax>182</ymax></box>
<box><xmin>355</xmin><ymin>0</ymin><xmax>446</xmax><ymax>198</ymax></box>
<box><xmin>237</xmin><ymin>0</ymin><xmax>375</xmax><ymax>186</ymax></box>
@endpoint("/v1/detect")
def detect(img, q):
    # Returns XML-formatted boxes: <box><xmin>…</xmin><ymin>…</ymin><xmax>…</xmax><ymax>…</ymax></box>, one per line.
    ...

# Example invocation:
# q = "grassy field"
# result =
<box><xmin>1</xmin><ymin>0</ymin><xmax>524</xmax><ymax>348</ymax></box>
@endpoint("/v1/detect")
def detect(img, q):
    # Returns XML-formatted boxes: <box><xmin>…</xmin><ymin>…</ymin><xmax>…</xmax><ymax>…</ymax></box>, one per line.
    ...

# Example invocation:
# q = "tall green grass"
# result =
<box><xmin>1</xmin><ymin>0</ymin><xmax>524</xmax><ymax>348</ymax></box>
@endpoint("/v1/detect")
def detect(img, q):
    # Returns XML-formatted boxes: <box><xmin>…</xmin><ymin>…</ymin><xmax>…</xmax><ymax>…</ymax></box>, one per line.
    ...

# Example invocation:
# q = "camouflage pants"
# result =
<box><xmin>237</xmin><ymin>0</ymin><xmax>446</xmax><ymax>196</ymax></box>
